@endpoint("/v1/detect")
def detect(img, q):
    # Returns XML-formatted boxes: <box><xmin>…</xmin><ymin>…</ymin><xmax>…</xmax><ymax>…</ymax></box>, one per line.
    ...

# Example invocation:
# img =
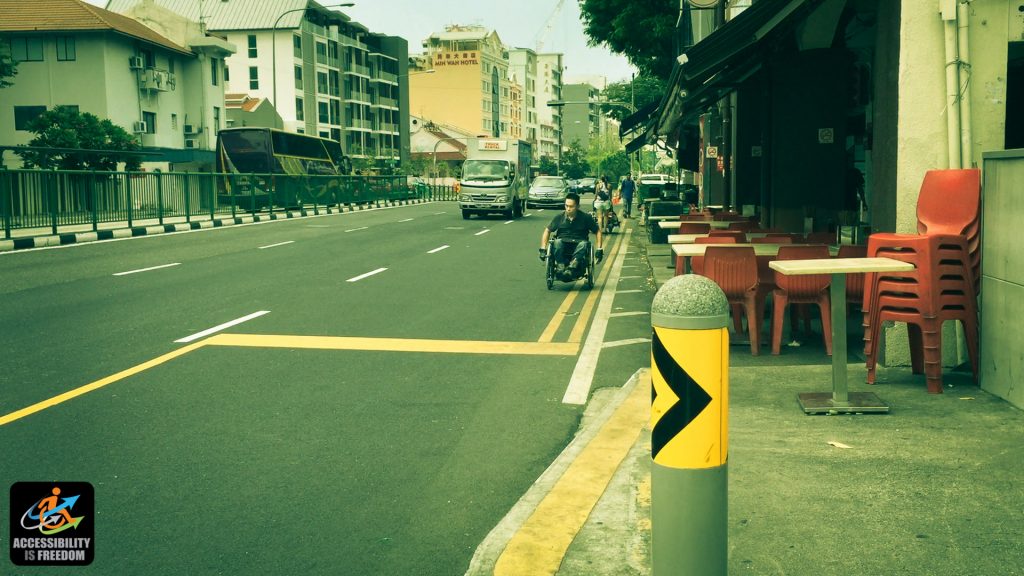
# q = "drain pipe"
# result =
<box><xmin>957</xmin><ymin>0</ymin><xmax>973</xmax><ymax>167</ymax></box>
<box><xmin>941</xmin><ymin>0</ymin><xmax>961</xmax><ymax>169</ymax></box>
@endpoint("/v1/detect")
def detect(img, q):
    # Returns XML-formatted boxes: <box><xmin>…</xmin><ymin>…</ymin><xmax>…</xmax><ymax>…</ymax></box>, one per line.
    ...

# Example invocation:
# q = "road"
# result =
<box><xmin>0</xmin><ymin>202</ymin><xmax>655</xmax><ymax>575</ymax></box>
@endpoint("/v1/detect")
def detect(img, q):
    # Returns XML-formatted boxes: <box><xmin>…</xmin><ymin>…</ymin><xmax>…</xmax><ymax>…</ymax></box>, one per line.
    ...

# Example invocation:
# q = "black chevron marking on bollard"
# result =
<box><xmin>651</xmin><ymin>330</ymin><xmax>712</xmax><ymax>460</ymax></box>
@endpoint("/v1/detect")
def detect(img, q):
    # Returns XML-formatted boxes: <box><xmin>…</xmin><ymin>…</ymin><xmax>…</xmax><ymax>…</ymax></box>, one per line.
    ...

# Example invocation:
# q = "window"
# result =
<box><xmin>330</xmin><ymin>128</ymin><xmax>341</xmax><ymax>142</ymax></box>
<box><xmin>223</xmin><ymin>65</ymin><xmax>229</xmax><ymax>82</ymax></box>
<box><xmin>317</xmin><ymin>71</ymin><xmax>328</xmax><ymax>94</ymax></box>
<box><xmin>328</xmin><ymin>70</ymin><xmax>339</xmax><ymax>96</ymax></box>
<box><xmin>319</xmin><ymin>131</ymin><xmax>329</xmax><ymax>139</ymax></box>
<box><xmin>247</xmin><ymin>35</ymin><xmax>257</xmax><ymax>58</ymax></box>
<box><xmin>211</xmin><ymin>58</ymin><xmax>219</xmax><ymax>85</ymax></box>
<box><xmin>213</xmin><ymin>107</ymin><xmax>221</xmax><ymax>132</ymax></box>
<box><xmin>167</xmin><ymin>58</ymin><xmax>175</xmax><ymax>73</ymax></box>
<box><xmin>294</xmin><ymin>65</ymin><xmax>303</xmax><ymax>90</ymax></box>
<box><xmin>142</xmin><ymin>111</ymin><xmax>156</xmax><ymax>134</ymax></box>
<box><xmin>11</xmin><ymin>37</ymin><xmax>43</xmax><ymax>62</ymax></box>
<box><xmin>55</xmin><ymin>36</ymin><xmax>76</xmax><ymax>61</ymax></box>
<box><xmin>141</xmin><ymin>49</ymin><xmax>154</xmax><ymax>69</ymax></box>
<box><xmin>14</xmin><ymin>106</ymin><xmax>46</xmax><ymax>130</ymax></box>
<box><xmin>249</xmin><ymin>66</ymin><xmax>259</xmax><ymax>89</ymax></box>
<box><xmin>329</xmin><ymin>99</ymin><xmax>340</xmax><ymax>125</ymax></box>
<box><xmin>171</xmin><ymin>113</ymin><xmax>178</xmax><ymax>130</ymax></box>
<box><xmin>318</xmin><ymin>101</ymin><xmax>329</xmax><ymax>123</ymax></box>
<box><xmin>296</xmin><ymin>97</ymin><xmax>304</xmax><ymax>121</ymax></box>
<box><xmin>293</xmin><ymin>34</ymin><xmax>302</xmax><ymax>58</ymax></box>
<box><xmin>315</xmin><ymin>42</ymin><xmax>327</xmax><ymax>64</ymax></box>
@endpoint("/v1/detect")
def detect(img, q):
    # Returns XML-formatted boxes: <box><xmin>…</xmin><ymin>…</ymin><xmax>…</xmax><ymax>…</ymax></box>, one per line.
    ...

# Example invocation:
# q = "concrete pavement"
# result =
<box><xmin>471</xmin><ymin>216</ymin><xmax>1024</xmax><ymax>575</ymax></box>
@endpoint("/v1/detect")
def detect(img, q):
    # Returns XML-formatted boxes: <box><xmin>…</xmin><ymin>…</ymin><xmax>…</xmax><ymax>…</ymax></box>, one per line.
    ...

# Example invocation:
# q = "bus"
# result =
<box><xmin>215</xmin><ymin>127</ymin><xmax>352</xmax><ymax>210</ymax></box>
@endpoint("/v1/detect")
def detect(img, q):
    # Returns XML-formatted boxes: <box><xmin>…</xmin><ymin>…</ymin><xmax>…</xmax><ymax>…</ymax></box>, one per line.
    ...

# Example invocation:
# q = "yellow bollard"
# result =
<box><xmin>650</xmin><ymin>274</ymin><xmax>729</xmax><ymax>576</ymax></box>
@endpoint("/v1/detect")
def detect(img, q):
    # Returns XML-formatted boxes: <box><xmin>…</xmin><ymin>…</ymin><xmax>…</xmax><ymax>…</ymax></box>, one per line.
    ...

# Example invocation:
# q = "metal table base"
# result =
<box><xmin>797</xmin><ymin>391</ymin><xmax>890</xmax><ymax>414</ymax></box>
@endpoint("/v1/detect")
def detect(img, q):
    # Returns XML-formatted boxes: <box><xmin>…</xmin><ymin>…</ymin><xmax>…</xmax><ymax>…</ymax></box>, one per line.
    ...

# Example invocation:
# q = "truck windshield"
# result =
<box><xmin>463</xmin><ymin>160</ymin><xmax>509</xmax><ymax>181</ymax></box>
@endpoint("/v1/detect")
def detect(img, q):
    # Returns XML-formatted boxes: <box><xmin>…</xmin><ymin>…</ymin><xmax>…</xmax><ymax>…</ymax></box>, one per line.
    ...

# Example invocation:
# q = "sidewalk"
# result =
<box><xmin>492</xmin><ymin>219</ymin><xmax>1024</xmax><ymax>575</ymax></box>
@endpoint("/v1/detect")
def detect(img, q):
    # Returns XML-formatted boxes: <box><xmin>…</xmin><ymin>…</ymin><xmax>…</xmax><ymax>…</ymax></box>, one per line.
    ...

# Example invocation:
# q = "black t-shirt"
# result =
<box><xmin>547</xmin><ymin>211</ymin><xmax>599</xmax><ymax>241</ymax></box>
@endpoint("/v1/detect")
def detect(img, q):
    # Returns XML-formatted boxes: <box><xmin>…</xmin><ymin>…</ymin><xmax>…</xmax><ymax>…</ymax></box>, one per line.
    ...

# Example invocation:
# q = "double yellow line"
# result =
<box><xmin>537</xmin><ymin>233</ymin><xmax>623</xmax><ymax>344</ymax></box>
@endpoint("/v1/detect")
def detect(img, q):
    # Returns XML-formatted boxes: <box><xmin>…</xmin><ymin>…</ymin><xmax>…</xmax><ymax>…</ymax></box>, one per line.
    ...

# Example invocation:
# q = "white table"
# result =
<box><xmin>768</xmin><ymin>257</ymin><xmax>916</xmax><ymax>414</ymax></box>
<box><xmin>671</xmin><ymin>243</ymin><xmax>838</xmax><ymax>273</ymax></box>
<box><xmin>667</xmin><ymin>232</ymin><xmax>770</xmax><ymax>243</ymax></box>
<box><xmin>657</xmin><ymin>220</ymin><xmax>741</xmax><ymax>230</ymax></box>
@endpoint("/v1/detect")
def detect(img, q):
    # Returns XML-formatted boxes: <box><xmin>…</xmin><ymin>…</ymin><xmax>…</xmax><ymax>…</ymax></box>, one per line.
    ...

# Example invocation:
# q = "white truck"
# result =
<box><xmin>458</xmin><ymin>138</ymin><xmax>532</xmax><ymax>219</ymax></box>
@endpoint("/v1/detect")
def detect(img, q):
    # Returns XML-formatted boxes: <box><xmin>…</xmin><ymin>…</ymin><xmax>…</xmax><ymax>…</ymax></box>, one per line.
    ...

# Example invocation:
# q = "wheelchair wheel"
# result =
<box><xmin>584</xmin><ymin>244</ymin><xmax>595</xmax><ymax>289</ymax></box>
<box><xmin>545</xmin><ymin>246</ymin><xmax>555</xmax><ymax>290</ymax></box>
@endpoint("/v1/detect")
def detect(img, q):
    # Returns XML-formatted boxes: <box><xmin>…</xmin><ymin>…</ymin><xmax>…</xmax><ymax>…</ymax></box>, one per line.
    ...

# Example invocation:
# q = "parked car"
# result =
<box><xmin>576</xmin><ymin>177</ymin><xmax>597</xmax><ymax>194</ymax></box>
<box><xmin>527</xmin><ymin>175</ymin><xmax>569</xmax><ymax>208</ymax></box>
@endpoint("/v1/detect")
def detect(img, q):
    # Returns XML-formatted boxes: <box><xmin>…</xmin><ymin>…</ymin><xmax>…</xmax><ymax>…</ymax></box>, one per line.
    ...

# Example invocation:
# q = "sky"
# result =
<box><xmin>84</xmin><ymin>0</ymin><xmax>636</xmax><ymax>84</ymax></box>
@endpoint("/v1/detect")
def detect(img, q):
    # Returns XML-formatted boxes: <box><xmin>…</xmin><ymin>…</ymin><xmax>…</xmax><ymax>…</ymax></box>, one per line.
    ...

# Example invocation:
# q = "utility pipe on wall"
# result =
<box><xmin>941</xmin><ymin>0</ymin><xmax>962</xmax><ymax>169</ymax></box>
<box><xmin>957</xmin><ymin>0</ymin><xmax>973</xmax><ymax>167</ymax></box>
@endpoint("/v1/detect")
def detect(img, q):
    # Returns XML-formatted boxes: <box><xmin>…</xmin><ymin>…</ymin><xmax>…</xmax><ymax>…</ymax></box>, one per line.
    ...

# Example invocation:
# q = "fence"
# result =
<box><xmin>0</xmin><ymin>169</ymin><xmax>457</xmax><ymax>238</ymax></box>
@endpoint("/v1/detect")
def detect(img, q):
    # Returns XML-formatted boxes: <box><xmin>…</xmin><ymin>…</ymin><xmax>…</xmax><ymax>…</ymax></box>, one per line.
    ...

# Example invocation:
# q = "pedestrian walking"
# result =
<box><xmin>620</xmin><ymin>173</ymin><xmax>636</xmax><ymax>219</ymax></box>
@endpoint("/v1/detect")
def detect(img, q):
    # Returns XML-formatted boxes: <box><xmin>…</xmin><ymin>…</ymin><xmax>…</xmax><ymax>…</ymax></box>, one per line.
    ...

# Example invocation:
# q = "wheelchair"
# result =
<box><xmin>545</xmin><ymin>239</ymin><xmax>595</xmax><ymax>290</ymax></box>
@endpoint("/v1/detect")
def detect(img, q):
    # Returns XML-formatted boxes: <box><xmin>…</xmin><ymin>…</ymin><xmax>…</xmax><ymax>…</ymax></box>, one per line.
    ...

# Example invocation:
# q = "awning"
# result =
<box><xmin>623</xmin><ymin>134</ymin><xmax>648</xmax><ymax>154</ymax></box>
<box><xmin>653</xmin><ymin>0</ymin><xmax>819</xmax><ymax>138</ymax></box>
<box><xmin>618</xmin><ymin>101</ymin><xmax>661</xmax><ymax>140</ymax></box>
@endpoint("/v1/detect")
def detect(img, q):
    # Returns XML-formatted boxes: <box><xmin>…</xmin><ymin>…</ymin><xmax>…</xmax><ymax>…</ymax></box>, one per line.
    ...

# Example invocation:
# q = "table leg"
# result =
<box><xmin>796</xmin><ymin>272</ymin><xmax>889</xmax><ymax>414</ymax></box>
<box><xmin>831</xmin><ymin>273</ymin><xmax>849</xmax><ymax>405</ymax></box>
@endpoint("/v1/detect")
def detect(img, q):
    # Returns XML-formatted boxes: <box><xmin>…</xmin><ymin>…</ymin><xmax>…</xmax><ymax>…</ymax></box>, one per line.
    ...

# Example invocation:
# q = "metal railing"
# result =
<box><xmin>0</xmin><ymin>169</ymin><xmax>457</xmax><ymax>239</ymax></box>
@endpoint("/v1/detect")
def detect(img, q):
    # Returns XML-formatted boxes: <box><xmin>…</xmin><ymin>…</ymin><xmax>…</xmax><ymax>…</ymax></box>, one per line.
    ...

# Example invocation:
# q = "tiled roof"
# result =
<box><xmin>0</xmin><ymin>0</ymin><xmax>191</xmax><ymax>54</ymax></box>
<box><xmin>104</xmin><ymin>0</ymin><xmax>351</xmax><ymax>31</ymax></box>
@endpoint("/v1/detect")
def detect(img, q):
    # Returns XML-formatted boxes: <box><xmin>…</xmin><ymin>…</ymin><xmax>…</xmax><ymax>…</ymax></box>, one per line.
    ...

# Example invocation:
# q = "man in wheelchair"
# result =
<box><xmin>539</xmin><ymin>192</ymin><xmax>604</xmax><ymax>281</ymax></box>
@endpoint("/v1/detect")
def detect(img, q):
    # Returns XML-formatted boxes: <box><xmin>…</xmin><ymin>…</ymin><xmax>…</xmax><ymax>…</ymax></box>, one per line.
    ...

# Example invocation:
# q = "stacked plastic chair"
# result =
<box><xmin>677</xmin><ymin>222</ymin><xmax>712</xmax><ymax>234</ymax></box>
<box><xmin>683</xmin><ymin>236</ymin><xmax>738</xmax><ymax>276</ymax></box>
<box><xmin>708</xmin><ymin>230</ymin><xmax>747</xmax><ymax>243</ymax></box>
<box><xmin>862</xmin><ymin>169</ymin><xmax>981</xmax><ymax>393</ymax></box>
<box><xmin>770</xmin><ymin>245</ymin><xmax>834</xmax><ymax>355</ymax></box>
<box><xmin>702</xmin><ymin>246</ymin><xmax>764</xmax><ymax>355</ymax></box>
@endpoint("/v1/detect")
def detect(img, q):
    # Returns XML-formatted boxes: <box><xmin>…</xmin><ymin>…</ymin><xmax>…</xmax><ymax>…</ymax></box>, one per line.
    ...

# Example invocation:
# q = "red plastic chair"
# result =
<box><xmin>709</xmin><ymin>230</ymin><xmax>747</xmax><ymax>243</ymax></box>
<box><xmin>677</xmin><ymin>222</ymin><xmax>712</xmax><ymax>234</ymax></box>
<box><xmin>803</xmin><ymin>232</ymin><xmax>835</xmax><ymax>244</ymax></box>
<box><xmin>837</xmin><ymin>244</ymin><xmax>867</xmax><ymax>314</ymax></box>
<box><xmin>861</xmin><ymin>234</ymin><xmax>978</xmax><ymax>393</ymax></box>
<box><xmin>688</xmin><ymin>236</ymin><xmax>738</xmax><ymax>276</ymax></box>
<box><xmin>703</xmin><ymin>246</ymin><xmax>764</xmax><ymax>355</ymax></box>
<box><xmin>770</xmin><ymin>245</ymin><xmax>833</xmax><ymax>355</ymax></box>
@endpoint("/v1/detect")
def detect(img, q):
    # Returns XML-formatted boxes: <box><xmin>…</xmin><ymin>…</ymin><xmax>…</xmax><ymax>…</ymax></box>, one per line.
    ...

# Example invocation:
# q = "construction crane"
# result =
<box><xmin>534</xmin><ymin>0</ymin><xmax>566</xmax><ymax>52</ymax></box>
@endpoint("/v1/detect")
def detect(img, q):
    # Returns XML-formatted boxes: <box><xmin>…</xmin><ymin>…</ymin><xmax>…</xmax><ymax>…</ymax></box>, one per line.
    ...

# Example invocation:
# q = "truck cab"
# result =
<box><xmin>458</xmin><ymin>139</ymin><xmax>532</xmax><ymax>219</ymax></box>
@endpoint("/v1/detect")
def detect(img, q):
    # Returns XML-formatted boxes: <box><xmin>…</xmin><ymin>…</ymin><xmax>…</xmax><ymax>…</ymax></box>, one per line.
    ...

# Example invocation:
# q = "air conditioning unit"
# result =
<box><xmin>184</xmin><ymin>138</ymin><xmax>198</xmax><ymax>149</ymax></box>
<box><xmin>140</xmin><ymin>70</ymin><xmax>170</xmax><ymax>91</ymax></box>
<box><xmin>132</xmin><ymin>120</ymin><xmax>147</xmax><ymax>133</ymax></box>
<box><xmin>183</xmin><ymin>124</ymin><xmax>200</xmax><ymax>135</ymax></box>
<box><xmin>129</xmin><ymin>56</ymin><xmax>144</xmax><ymax>69</ymax></box>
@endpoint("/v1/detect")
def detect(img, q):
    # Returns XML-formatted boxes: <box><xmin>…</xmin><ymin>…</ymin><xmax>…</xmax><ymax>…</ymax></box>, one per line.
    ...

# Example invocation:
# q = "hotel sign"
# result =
<box><xmin>433</xmin><ymin>51</ymin><xmax>480</xmax><ymax>67</ymax></box>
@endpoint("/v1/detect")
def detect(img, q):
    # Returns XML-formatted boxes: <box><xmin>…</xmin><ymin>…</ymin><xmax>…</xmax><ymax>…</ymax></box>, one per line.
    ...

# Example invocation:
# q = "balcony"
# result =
<box><xmin>344</xmin><ymin>63</ymin><xmax>371</xmax><ymax>77</ymax></box>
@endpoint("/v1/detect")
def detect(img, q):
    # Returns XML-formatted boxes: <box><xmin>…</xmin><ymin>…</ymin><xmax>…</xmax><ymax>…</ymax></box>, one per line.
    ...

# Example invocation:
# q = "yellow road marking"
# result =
<box><xmin>539</xmin><ymin>233</ymin><xmax>623</xmax><ymax>344</ymax></box>
<box><xmin>567</xmin><ymin>234</ymin><xmax>623</xmax><ymax>343</ymax></box>
<box><xmin>204</xmin><ymin>334</ymin><xmax>579</xmax><ymax>355</ymax></box>
<box><xmin>493</xmin><ymin>370</ymin><xmax>649</xmax><ymax>575</ymax></box>
<box><xmin>0</xmin><ymin>341</ymin><xmax>207</xmax><ymax>427</ymax></box>
<box><xmin>538</xmin><ymin>289</ymin><xmax>581</xmax><ymax>343</ymax></box>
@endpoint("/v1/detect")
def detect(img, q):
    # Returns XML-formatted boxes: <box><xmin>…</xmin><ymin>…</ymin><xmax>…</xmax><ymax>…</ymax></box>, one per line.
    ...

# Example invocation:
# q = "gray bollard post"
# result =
<box><xmin>650</xmin><ymin>274</ymin><xmax>730</xmax><ymax>576</ymax></box>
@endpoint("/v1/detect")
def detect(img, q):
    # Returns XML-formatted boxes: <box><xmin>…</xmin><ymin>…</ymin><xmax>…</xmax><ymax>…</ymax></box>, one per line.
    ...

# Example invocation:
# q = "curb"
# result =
<box><xmin>0</xmin><ymin>197</ymin><xmax>433</xmax><ymax>252</ymax></box>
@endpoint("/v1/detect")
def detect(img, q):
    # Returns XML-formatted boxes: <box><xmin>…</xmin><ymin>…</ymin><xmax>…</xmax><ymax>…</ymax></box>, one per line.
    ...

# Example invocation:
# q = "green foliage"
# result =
<box><xmin>0</xmin><ymin>41</ymin><xmax>17</xmax><ymax>89</ymax></box>
<box><xmin>20</xmin><ymin>106</ymin><xmax>141</xmax><ymax>170</ymax></box>
<box><xmin>602</xmin><ymin>152</ymin><xmax>631</xmax><ymax>184</ymax></box>
<box><xmin>601</xmin><ymin>75</ymin><xmax>668</xmax><ymax>122</ymax></box>
<box><xmin>538</xmin><ymin>154</ymin><xmax>558</xmax><ymax>176</ymax></box>
<box><xmin>560</xmin><ymin>140</ymin><xmax>591</xmax><ymax>179</ymax></box>
<box><xmin>579</xmin><ymin>0</ymin><xmax>678</xmax><ymax>80</ymax></box>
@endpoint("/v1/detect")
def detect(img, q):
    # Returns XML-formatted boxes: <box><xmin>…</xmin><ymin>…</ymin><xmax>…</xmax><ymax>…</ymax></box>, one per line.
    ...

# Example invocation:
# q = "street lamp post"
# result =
<box><xmin>272</xmin><ymin>3</ymin><xmax>354</xmax><ymax>113</ymax></box>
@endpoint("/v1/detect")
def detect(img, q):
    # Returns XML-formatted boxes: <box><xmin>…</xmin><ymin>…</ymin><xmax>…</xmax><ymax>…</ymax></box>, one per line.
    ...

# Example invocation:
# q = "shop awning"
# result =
<box><xmin>618</xmin><ymin>101</ymin><xmax>661</xmax><ymax>140</ymax></box>
<box><xmin>653</xmin><ymin>0</ymin><xmax>819</xmax><ymax>139</ymax></box>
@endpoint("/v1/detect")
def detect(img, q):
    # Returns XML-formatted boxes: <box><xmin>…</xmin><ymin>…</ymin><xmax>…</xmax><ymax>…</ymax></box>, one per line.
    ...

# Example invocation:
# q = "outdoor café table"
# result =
<box><xmin>657</xmin><ymin>220</ymin><xmax>738</xmax><ymax>230</ymax></box>
<box><xmin>667</xmin><ymin>232</ymin><xmax>770</xmax><ymax>243</ymax></box>
<box><xmin>768</xmin><ymin>257</ymin><xmax>916</xmax><ymax>414</ymax></box>
<box><xmin>670</xmin><ymin>243</ymin><xmax>839</xmax><ymax>273</ymax></box>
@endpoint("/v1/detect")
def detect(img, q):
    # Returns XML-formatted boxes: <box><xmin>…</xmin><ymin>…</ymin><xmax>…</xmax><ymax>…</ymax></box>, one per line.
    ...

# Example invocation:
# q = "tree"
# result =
<box><xmin>601</xmin><ymin>75</ymin><xmax>668</xmax><ymax>122</ymax></box>
<box><xmin>561</xmin><ymin>140</ymin><xmax>591</xmax><ymax>179</ymax></box>
<box><xmin>20</xmin><ymin>106</ymin><xmax>141</xmax><ymax>170</ymax></box>
<box><xmin>538</xmin><ymin>155</ymin><xmax>557</xmax><ymax>176</ymax></box>
<box><xmin>0</xmin><ymin>42</ymin><xmax>17</xmax><ymax>89</ymax></box>
<box><xmin>579</xmin><ymin>0</ymin><xmax>678</xmax><ymax>80</ymax></box>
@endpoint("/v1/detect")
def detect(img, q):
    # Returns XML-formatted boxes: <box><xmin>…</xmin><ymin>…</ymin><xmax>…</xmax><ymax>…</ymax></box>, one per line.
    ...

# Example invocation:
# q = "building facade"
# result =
<box><xmin>106</xmin><ymin>0</ymin><xmax>410</xmax><ymax>171</ymax></box>
<box><xmin>0</xmin><ymin>0</ymin><xmax>234</xmax><ymax>170</ymax></box>
<box><xmin>535</xmin><ymin>52</ymin><xmax>563</xmax><ymax>162</ymax></box>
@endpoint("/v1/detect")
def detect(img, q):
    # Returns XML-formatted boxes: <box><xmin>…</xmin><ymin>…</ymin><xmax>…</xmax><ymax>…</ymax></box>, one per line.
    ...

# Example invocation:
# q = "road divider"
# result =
<box><xmin>175</xmin><ymin>310</ymin><xmax>271</xmax><ymax>343</ymax></box>
<box><xmin>112</xmin><ymin>263</ymin><xmax>181</xmax><ymax>276</ymax></box>
<box><xmin>347</xmin><ymin>267</ymin><xmax>388</xmax><ymax>282</ymax></box>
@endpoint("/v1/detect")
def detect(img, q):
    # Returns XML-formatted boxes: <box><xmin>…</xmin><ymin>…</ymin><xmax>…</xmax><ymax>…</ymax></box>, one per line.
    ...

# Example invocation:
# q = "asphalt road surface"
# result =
<box><xmin>0</xmin><ymin>203</ymin><xmax>655</xmax><ymax>575</ymax></box>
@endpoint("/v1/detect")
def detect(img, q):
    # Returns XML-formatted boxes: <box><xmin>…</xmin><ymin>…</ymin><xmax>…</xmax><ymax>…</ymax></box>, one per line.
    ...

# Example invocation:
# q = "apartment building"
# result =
<box><xmin>0</xmin><ymin>0</ymin><xmax>233</xmax><ymax>169</ymax></box>
<box><xmin>561</xmin><ymin>83</ymin><xmax>601</xmax><ymax>150</ymax></box>
<box><xmin>106</xmin><ymin>0</ymin><xmax>410</xmax><ymax>169</ymax></box>
<box><xmin>507</xmin><ymin>48</ymin><xmax>539</xmax><ymax>146</ymax></box>
<box><xmin>535</xmin><ymin>52</ymin><xmax>563</xmax><ymax>161</ymax></box>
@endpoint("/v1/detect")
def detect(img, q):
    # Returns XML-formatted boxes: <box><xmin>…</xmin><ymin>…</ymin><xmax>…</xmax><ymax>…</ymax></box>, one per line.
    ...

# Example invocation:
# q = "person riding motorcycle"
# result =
<box><xmin>539</xmin><ymin>192</ymin><xmax>604</xmax><ymax>280</ymax></box>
